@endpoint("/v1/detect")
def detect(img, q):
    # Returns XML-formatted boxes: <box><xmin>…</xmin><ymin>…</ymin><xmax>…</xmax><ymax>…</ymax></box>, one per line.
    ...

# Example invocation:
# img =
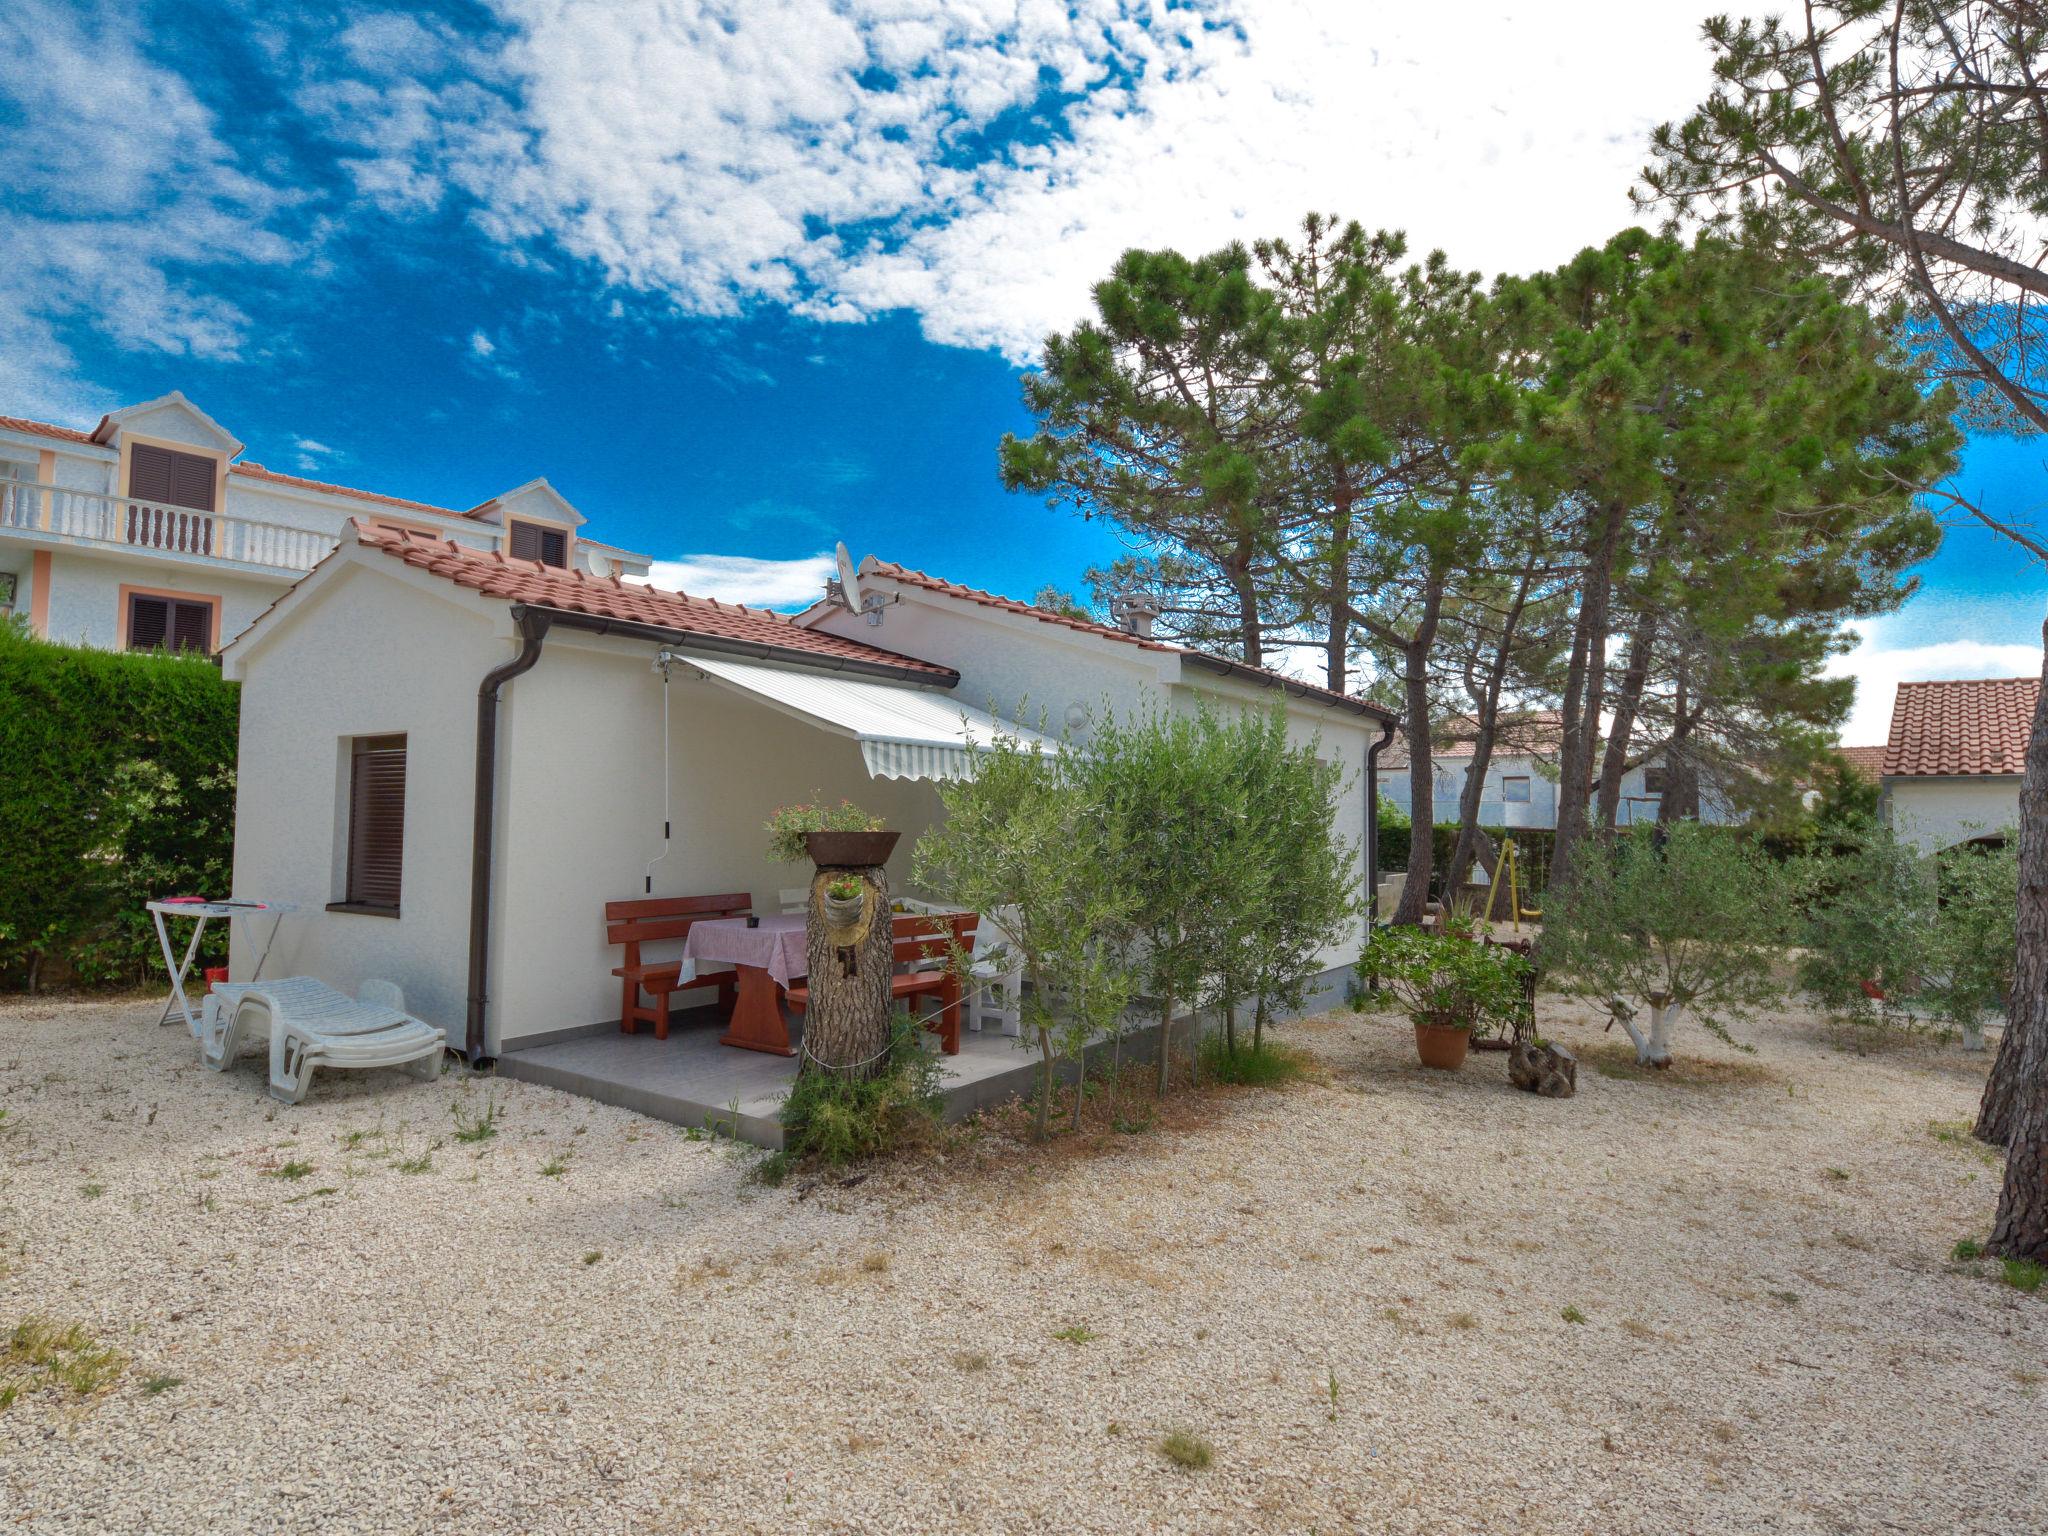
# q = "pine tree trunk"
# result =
<box><xmin>800</xmin><ymin>863</ymin><xmax>893</xmax><ymax>1080</ymax></box>
<box><xmin>1594</xmin><ymin>614</ymin><xmax>1654</xmax><ymax>832</ymax></box>
<box><xmin>1981</xmin><ymin>630</ymin><xmax>2048</xmax><ymax>1260</ymax></box>
<box><xmin>1553</xmin><ymin>503</ymin><xmax>1623</xmax><ymax>892</ymax></box>
<box><xmin>1391</xmin><ymin>576</ymin><xmax>1448</xmax><ymax>926</ymax></box>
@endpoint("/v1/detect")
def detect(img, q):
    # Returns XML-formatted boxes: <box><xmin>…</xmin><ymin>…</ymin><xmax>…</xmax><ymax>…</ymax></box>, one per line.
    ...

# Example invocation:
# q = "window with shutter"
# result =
<box><xmin>508</xmin><ymin>520</ymin><xmax>568</xmax><ymax>567</ymax></box>
<box><xmin>344</xmin><ymin>736</ymin><xmax>407</xmax><ymax>911</ymax></box>
<box><xmin>1643</xmin><ymin>765</ymin><xmax>1670</xmax><ymax>796</ymax></box>
<box><xmin>128</xmin><ymin>444</ymin><xmax>218</xmax><ymax>511</ymax></box>
<box><xmin>125</xmin><ymin>593</ymin><xmax>214</xmax><ymax>653</ymax></box>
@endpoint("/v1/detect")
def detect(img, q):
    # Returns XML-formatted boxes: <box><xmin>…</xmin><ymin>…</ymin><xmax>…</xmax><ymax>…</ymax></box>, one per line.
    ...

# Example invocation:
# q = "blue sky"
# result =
<box><xmin>2</xmin><ymin>0</ymin><xmax>2042</xmax><ymax>742</ymax></box>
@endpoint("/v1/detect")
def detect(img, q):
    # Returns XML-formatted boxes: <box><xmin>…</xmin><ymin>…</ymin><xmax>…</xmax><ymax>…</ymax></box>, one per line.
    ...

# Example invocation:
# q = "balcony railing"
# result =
<box><xmin>0</xmin><ymin>480</ymin><xmax>333</xmax><ymax>574</ymax></box>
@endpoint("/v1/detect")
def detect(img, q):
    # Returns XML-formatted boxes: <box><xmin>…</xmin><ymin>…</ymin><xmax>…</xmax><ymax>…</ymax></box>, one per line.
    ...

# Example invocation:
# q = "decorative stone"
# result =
<box><xmin>1509</xmin><ymin>1039</ymin><xmax>1577</xmax><ymax>1098</ymax></box>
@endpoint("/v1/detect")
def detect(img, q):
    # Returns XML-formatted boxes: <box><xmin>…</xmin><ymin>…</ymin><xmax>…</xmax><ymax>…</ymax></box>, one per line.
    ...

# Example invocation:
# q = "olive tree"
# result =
<box><xmin>1929</xmin><ymin>840</ymin><xmax>2020</xmax><ymax>1056</ymax></box>
<box><xmin>913</xmin><ymin>734</ymin><xmax>1137</xmax><ymax>1140</ymax></box>
<box><xmin>1793</xmin><ymin>826</ymin><xmax>1938</xmax><ymax>1029</ymax></box>
<box><xmin>1545</xmin><ymin>824</ymin><xmax>1788</xmax><ymax>1068</ymax></box>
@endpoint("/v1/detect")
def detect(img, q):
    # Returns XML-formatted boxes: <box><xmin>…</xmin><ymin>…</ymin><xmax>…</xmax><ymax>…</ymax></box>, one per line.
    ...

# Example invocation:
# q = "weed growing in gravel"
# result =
<box><xmin>582</xmin><ymin>1251</ymin><xmax>602</xmax><ymax>1266</ymax></box>
<box><xmin>395</xmin><ymin>1149</ymin><xmax>434</xmax><ymax>1175</ymax></box>
<box><xmin>1326</xmin><ymin>1370</ymin><xmax>1340</xmax><ymax>1422</ymax></box>
<box><xmin>539</xmin><ymin>1154</ymin><xmax>571</xmax><ymax>1179</ymax></box>
<box><xmin>1823</xmin><ymin>1168</ymin><xmax>1850</xmax><ymax>1182</ymax></box>
<box><xmin>860</xmin><ymin>1251</ymin><xmax>890</xmax><ymax>1274</ymax></box>
<box><xmin>268</xmin><ymin>1160</ymin><xmax>314</xmax><ymax>1181</ymax></box>
<box><xmin>951</xmin><ymin>1350</ymin><xmax>990</xmax><ymax>1372</ymax></box>
<box><xmin>284</xmin><ymin>1187</ymin><xmax>339</xmax><ymax>1204</ymax></box>
<box><xmin>79</xmin><ymin>1182</ymin><xmax>104</xmax><ymax>1200</ymax></box>
<box><xmin>1621</xmin><ymin>1319</ymin><xmax>1658</xmax><ymax>1340</ymax></box>
<box><xmin>1159</xmin><ymin>1430</ymin><xmax>1212</xmax><ymax>1469</ymax></box>
<box><xmin>451</xmin><ymin>1091</ymin><xmax>501</xmax><ymax>1144</ymax></box>
<box><xmin>1197</xmin><ymin>1036</ymin><xmax>1314</xmax><ymax>1087</ymax></box>
<box><xmin>1052</xmin><ymin>1325</ymin><xmax>1099</xmax><ymax>1344</ymax></box>
<box><xmin>1447</xmin><ymin>1311</ymin><xmax>1479</xmax><ymax>1331</ymax></box>
<box><xmin>1952</xmin><ymin>1237</ymin><xmax>1985</xmax><ymax>1261</ymax></box>
<box><xmin>1561</xmin><ymin>1305</ymin><xmax>1587</xmax><ymax>1324</ymax></box>
<box><xmin>2001</xmin><ymin>1259</ymin><xmax>2045</xmax><ymax>1294</ymax></box>
<box><xmin>2</xmin><ymin>1317</ymin><xmax>125</xmax><ymax>1405</ymax></box>
<box><xmin>1767</xmin><ymin>1289</ymin><xmax>1800</xmax><ymax>1305</ymax></box>
<box><xmin>141</xmin><ymin>1374</ymin><xmax>182</xmax><ymax>1395</ymax></box>
<box><xmin>1927</xmin><ymin>1120</ymin><xmax>1999</xmax><ymax>1165</ymax></box>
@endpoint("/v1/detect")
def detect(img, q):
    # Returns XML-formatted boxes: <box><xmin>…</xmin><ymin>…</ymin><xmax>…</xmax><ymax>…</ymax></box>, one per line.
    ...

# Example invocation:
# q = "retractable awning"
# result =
<box><xmin>672</xmin><ymin>653</ymin><xmax>1059</xmax><ymax>781</ymax></box>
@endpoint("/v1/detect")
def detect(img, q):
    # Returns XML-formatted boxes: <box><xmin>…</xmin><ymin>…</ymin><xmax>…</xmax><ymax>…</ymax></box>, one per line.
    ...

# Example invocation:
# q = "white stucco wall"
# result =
<box><xmin>229</xmin><ymin>563</ymin><xmax>504</xmax><ymax>1038</ymax></box>
<box><xmin>40</xmin><ymin>549</ymin><xmax>287</xmax><ymax>650</ymax></box>
<box><xmin>1887</xmin><ymin>776</ymin><xmax>2021</xmax><ymax>855</ymax></box>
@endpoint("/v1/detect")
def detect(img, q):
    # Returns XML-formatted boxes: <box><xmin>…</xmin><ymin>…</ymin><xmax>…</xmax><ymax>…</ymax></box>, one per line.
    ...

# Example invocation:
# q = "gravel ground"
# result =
<box><xmin>1</xmin><ymin>992</ymin><xmax>2042</xmax><ymax>1535</ymax></box>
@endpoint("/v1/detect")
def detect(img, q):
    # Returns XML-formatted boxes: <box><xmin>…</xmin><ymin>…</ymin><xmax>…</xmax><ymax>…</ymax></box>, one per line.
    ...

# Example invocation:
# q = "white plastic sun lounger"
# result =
<box><xmin>199</xmin><ymin>978</ymin><xmax>445</xmax><ymax>1104</ymax></box>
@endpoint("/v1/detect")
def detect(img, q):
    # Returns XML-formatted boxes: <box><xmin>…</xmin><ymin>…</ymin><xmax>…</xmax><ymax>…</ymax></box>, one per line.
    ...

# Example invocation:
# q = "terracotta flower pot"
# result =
<box><xmin>1413</xmin><ymin>1020</ymin><xmax>1472</xmax><ymax>1071</ymax></box>
<box><xmin>804</xmin><ymin>829</ymin><xmax>900</xmax><ymax>869</ymax></box>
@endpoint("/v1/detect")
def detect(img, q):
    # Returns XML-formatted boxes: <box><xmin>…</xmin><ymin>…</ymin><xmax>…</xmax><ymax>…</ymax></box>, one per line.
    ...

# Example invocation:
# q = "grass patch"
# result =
<box><xmin>284</xmin><ymin>1186</ymin><xmax>339</xmax><ymax>1204</ymax></box>
<box><xmin>141</xmin><ymin>1373</ymin><xmax>183</xmax><ymax>1396</ymax></box>
<box><xmin>761</xmin><ymin>1022</ymin><xmax>944</xmax><ymax>1184</ymax></box>
<box><xmin>539</xmin><ymin>1154</ymin><xmax>570</xmax><ymax>1179</ymax></box>
<box><xmin>451</xmin><ymin>1091</ymin><xmax>501</xmax><ymax>1144</ymax></box>
<box><xmin>1579</xmin><ymin>1040</ymin><xmax>1774</xmax><ymax>1087</ymax></box>
<box><xmin>582</xmin><ymin>1251</ymin><xmax>602</xmax><ymax>1266</ymax></box>
<box><xmin>2</xmin><ymin>1317</ymin><xmax>125</xmax><ymax>1406</ymax></box>
<box><xmin>1928</xmin><ymin>1120</ymin><xmax>2001</xmax><ymax>1165</ymax></box>
<box><xmin>79</xmin><ymin>1182</ymin><xmax>104</xmax><ymax>1200</ymax></box>
<box><xmin>860</xmin><ymin>1250</ymin><xmax>891</xmax><ymax>1274</ymax></box>
<box><xmin>1952</xmin><ymin>1237</ymin><xmax>1985</xmax><ymax>1262</ymax></box>
<box><xmin>2001</xmin><ymin>1258</ymin><xmax>2045</xmax><ymax>1294</ymax></box>
<box><xmin>1196</xmin><ymin>1036</ymin><xmax>1316</xmax><ymax>1087</ymax></box>
<box><xmin>1158</xmin><ymin>1430</ymin><xmax>1212</xmax><ymax>1470</ymax></box>
<box><xmin>394</xmin><ymin>1150</ymin><xmax>433</xmax><ymax>1175</ymax></box>
<box><xmin>1051</xmin><ymin>1324</ymin><xmax>1099</xmax><ymax>1345</ymax></box>
<box><xmin>268</xmin><ymin>1160</ymin><xmax>315</xmax><ymax>1181</ymax></box>
<box><xmin>1447</xmin><ymin>1311</ymin><xmax>1479</xmax><ymax>1331</ymax></box>
<box><xmin>951</xmin><ymin>1349</ymin><xmax>990</xmax><ymax>1372</ymax></box>
<box><xmin>1560</xmin><ymin>1305</ymin><xmax>1587</xmax><ymax>1324</ymax></box>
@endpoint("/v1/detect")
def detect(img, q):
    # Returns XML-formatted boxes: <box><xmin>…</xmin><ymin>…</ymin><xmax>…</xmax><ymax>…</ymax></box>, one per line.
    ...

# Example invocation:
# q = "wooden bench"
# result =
<box><xmin>605</xmin><ymin>893</ymin><xmax>751</xmax><ymax>1040</ymax></box>
<box><xmin>784</xmin><ymin>911</ymin><xmax>978</xmax><ymax>1055</ymax></box>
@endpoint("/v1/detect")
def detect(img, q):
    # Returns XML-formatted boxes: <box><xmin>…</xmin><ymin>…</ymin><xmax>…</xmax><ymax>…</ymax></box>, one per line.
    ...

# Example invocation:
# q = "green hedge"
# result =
<box><xmin>0</xmin><ymin>621</ymin><xmax>238</xmax><ymax>990</ymax></box>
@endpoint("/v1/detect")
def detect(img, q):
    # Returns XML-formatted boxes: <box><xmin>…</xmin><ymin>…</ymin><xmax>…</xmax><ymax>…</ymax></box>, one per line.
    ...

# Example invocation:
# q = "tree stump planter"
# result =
<box><xmin>1508</xmin><ymin>1038</ymin><xmax>1577</xmax><ymax>1098</ymax></box>
<box><xmin>798</xmin><ymin>836</ymin><xmax>898</xmax><ymax>1081</ymax></box>
<box><xmin>1413</xmin><ymin>1021</ymin><xmax>1471</xmax><ymax>1072</ymax></box>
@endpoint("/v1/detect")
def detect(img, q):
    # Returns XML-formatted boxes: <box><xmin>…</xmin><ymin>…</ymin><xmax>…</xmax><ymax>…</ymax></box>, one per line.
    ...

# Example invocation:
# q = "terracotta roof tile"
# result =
<box><xmin>233</xmin><ymin>461</ymin><xmax>467</xmax><ymax>520</ymax></box>
<box><xmin>355</xmin><ymin>524</ymin><xmax>955</xmax><ymax>679</ymax></box>
<box><xmin>1882</xmin><ymin>677</ymin><xmax>2039</xmax><ymax>777</ymax></box>
<box><xmin>1835</xmin><ymin>744</ymin><xmax>1887</xmax><ymax>782</ymax></box>
<box><xmin>865</xmin><ymin>561</ymin><xmax>1391</xmax><ymax>716</ymax></box>
<box><xmin>0</xmin><ymin>413</ymin><xmax>95</xmax><ymax>445</ymax></box>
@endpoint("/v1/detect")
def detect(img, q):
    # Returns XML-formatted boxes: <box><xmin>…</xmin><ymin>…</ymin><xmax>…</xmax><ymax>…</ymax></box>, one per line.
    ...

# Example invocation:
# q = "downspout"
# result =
<box><xmin>466</xmin><ymin>605</ymin><xmax>554</xmax><ymax>1063</ymax></box>
<box><xmin>1364</xmin><ymin>714</ymin><xmax>1399</xmax><ymax>927</ymax></box>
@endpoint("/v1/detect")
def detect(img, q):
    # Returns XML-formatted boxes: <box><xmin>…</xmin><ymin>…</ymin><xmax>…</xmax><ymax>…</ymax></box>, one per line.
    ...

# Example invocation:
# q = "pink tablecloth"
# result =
<box><xmin>682</xmin><ymin>914</ymin><xmax>808</xmax><ymax>988</ymax></box>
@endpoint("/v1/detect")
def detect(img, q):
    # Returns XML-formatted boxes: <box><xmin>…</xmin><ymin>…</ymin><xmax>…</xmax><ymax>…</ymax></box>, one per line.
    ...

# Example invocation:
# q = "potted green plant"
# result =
<box><xmin>764</xmin><ymin>797</ymin><xmax>897</xmax><ymax>869</ymax></box>
<box><xmin>1360</xmin><ymin>916</ymin><xmax>1532</xmax><ymax>1071</ymax></box>
<box><xmin>821</xmin><ymin>873</ymin><xmax>866</xmax><ymax>926</ymax></box>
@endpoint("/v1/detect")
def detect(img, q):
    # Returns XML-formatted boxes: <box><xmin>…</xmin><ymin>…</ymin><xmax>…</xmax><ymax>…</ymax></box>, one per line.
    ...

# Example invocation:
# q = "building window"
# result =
<box><xmin>127</xmin><ymin>443</ymin><xmax>218</xmax><ymax>511</ymax></box>
<box><xmin>1643</xmin><ymin>765</ymin><xmax>1670</xmax><ymax>796</ymax></box>
<box><xmin>126</xmin><ymin>592</ymin><xmax>214</xmax><ymax>653</ymax></box>
<box><xmin>508</xmin><ymin>520</ymin><xmax>567</xmax><ymax>568</ymax></box>
<box><xmin>343</xmin><ymin>735</ymin><xmax>407</xmax><ymax>913</ymax></box>
<box><xmin>1502</xmin><ymin>775</ymin><xmax>1531</xmax><ymax>803</ymax></box>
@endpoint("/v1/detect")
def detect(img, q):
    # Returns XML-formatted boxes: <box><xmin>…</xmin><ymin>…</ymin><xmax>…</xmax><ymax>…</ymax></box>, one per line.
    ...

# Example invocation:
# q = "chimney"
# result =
<box><xmin>1110</xmin><ymin>591</ymin><xmax>1161</xmax><ymax>640</ymax></box>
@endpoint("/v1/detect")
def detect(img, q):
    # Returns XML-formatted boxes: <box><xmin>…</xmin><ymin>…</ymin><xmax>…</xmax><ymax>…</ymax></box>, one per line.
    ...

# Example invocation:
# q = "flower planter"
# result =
<box><xmin>804</xmin><ymin>829</ymin><xmax>900</xmax><ymax>869</ymax></box>
<box><xmin>1413</xmin><ymin>1021</ymin><xmax>1471</xmax><ymax>1071</ymax></box>
<box><xmin>822</xmin><ymin>886</ymin><xmax>866</xmax><ymax>926</ymax></box>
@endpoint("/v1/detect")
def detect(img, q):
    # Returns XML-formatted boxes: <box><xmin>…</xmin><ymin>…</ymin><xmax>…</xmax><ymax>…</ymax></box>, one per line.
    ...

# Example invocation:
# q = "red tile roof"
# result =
<box><xmin>1882</xmin><ymin>677</ymin><xmax>2039</xmax><ymax>777</ymax></box>
<box><xmin>0</xmin><ymin>413</ymin><xmax>94</xmax><ymax>445</ymax></box>
<box><xmin>1835</xmin><ymin>744</ymin><xmax>1886</xmax><ymax>782</ymax></box>
<box><xmin>233</xmin><ymin>461</ymin><xmax>468</xmax><ymax>520</ymax></box>
<box><xmin>354</xmin><ymin>524</ymin><xmax>956</xmax><ymax>679</ymax></box>
<box><xmin>1381</xmin><ymin>710</ymin><xmax>1563</xmax><ymax>770</ymax></box>
<box><xmin>865</xmin><ymin>561</ymin><xmax>1392</xmax><ymax>716</ymax></box>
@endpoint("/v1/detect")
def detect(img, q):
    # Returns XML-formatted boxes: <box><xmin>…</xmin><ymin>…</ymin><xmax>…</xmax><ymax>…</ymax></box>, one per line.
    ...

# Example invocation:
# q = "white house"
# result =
<box><xmin>220</xmin><ymin>533</ymin><xmax>1396</xmax><ymax>1079</ymax></box>
<box><xmin>1377</xmin><ymin>711</ymin><xmax>1734</xmax><ymax>830</ymax></box>
<box><xmin>1872</xmin><ymin>677</ymin><xmax>2032</xmax><ymax>854</ymax></box>
<box><xmin>0</xmin><ymin>392</ymin><xmax>650</xmax><ymax>654</ymax></box>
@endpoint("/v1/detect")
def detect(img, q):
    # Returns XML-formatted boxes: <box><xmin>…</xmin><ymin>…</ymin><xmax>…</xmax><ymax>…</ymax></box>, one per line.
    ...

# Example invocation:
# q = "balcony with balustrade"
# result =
<box><xmin>0</xmin><ymin>477</ymin><xmax>335</xmax><ymax>577</ymax></box>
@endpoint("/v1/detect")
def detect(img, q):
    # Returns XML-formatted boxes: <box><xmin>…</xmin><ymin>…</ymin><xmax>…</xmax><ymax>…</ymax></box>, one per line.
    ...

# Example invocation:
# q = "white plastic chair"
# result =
<box><xmin>200</xmin><ymin>977</ymin><xmax>445</xmax><ymax>1104</ymax></box>
<box><xmin>964</xmin><ymin>906</ymin><xmax>1024</xmax><ymax>1038</ymax></box>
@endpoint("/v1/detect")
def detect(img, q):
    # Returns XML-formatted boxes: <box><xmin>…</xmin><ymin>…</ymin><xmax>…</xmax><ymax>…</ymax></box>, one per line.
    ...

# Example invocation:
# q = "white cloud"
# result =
<box><xmin>292</xmin><ymin>436</ymin><xmax>337</xmax><ymax>470</ymax></box>
<box><xmin>1828</xmin><ymin>625</ymin><xmax>2044</xmax><ymax>746</ymax></box>
<box><xmin>0</xmin><ymin>1</ymin><xmax>298</xmax><ymax>416</ymax></box>
<box><xmin>468</xmin><ymin>330</ymin><xmax>497</xmax><ymax>357</ymax></box>
<box><xmin>637</xmin><ymin>551</ymin><xmax>836</xmax><ymax>609</ymax></box>
<box><xmin>315</xmin><ymin>0</ymin><xmax>1723</xmax><ymax>359</ymax></box>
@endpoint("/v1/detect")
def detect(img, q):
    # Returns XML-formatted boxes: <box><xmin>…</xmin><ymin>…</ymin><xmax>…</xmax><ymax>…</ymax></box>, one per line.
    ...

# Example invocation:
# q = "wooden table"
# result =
<box><xmin>682</xmin><ymin>914</ymin><xmax>807</xmax><ymax>1056</ymax></box>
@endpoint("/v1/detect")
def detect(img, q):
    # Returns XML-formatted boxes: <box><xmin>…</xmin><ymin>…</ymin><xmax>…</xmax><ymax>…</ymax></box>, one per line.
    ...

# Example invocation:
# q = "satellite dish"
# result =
<box><xmin>835</xmin><ymin>542</ymin><xmax>864</xmax><ymax>613</ymax></box>
<box><xmin>587</xmin><ymin>551</ymin><xmax>611</xmax><ymax>578</ymax></box>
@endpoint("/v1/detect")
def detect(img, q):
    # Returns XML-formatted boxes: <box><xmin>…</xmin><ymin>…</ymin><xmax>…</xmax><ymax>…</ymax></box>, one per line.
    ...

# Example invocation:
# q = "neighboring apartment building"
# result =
<box><xmin>0</xmin><ymin>391</ymin><xmax>650</xmax><ymax>654</ymax></box>
<box><xmin>1378</xmin><ymin>710</ymin><xmax>1736</xmax><ymax>830</ymax></box>
<box><xmin>1863</xmin><ymin>676</ymin><xmax>2033</xmax><ymax>854</ymax></box>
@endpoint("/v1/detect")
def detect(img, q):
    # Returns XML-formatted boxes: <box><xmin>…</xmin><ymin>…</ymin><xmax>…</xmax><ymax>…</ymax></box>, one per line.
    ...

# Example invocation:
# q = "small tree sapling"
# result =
<box><xmin>1545</xmin><ymin>824</ymin><xmax>1788</xmax><ymax>1068</ymax></box>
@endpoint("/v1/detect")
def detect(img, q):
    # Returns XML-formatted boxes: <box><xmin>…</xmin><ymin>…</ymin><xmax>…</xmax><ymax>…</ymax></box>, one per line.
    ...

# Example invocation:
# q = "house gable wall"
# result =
<box><xmin>1887</xmin><ymin>776</ymin><xmax>2022</xmax><ymax>855</ymax></box>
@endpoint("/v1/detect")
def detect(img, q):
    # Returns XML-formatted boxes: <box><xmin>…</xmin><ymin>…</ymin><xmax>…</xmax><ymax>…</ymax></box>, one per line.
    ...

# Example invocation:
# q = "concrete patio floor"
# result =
<box><xmin>495</xmin><ymin>1008</ymin><xmax>1045</xmax><ymax>1149</ymax></box>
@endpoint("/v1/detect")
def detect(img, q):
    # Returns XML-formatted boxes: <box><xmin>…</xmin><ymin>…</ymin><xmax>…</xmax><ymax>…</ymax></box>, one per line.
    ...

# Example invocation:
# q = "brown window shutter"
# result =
<box><xmin>509</xmin><ymin>521</ymin><xmax>567</xmax><ymax>568</ymax></box>
<box><xmin>346</xmin><ymin>736</ymin><xmax>407</xmax><ymax>910</ymax></box>
<box><xmin>128</xmin><ymin>594</ymin><xmax>169</xmax><ymax>650</ymax></box>
<box><xmin>169</xmin><ymin>600</ymin><xmax>211</xmax><ymax>653</ymax></box>
<box><xmin>129</xmin><ymin>444</ymin><xmax>218</xmax><ymax>511</ymax></box>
